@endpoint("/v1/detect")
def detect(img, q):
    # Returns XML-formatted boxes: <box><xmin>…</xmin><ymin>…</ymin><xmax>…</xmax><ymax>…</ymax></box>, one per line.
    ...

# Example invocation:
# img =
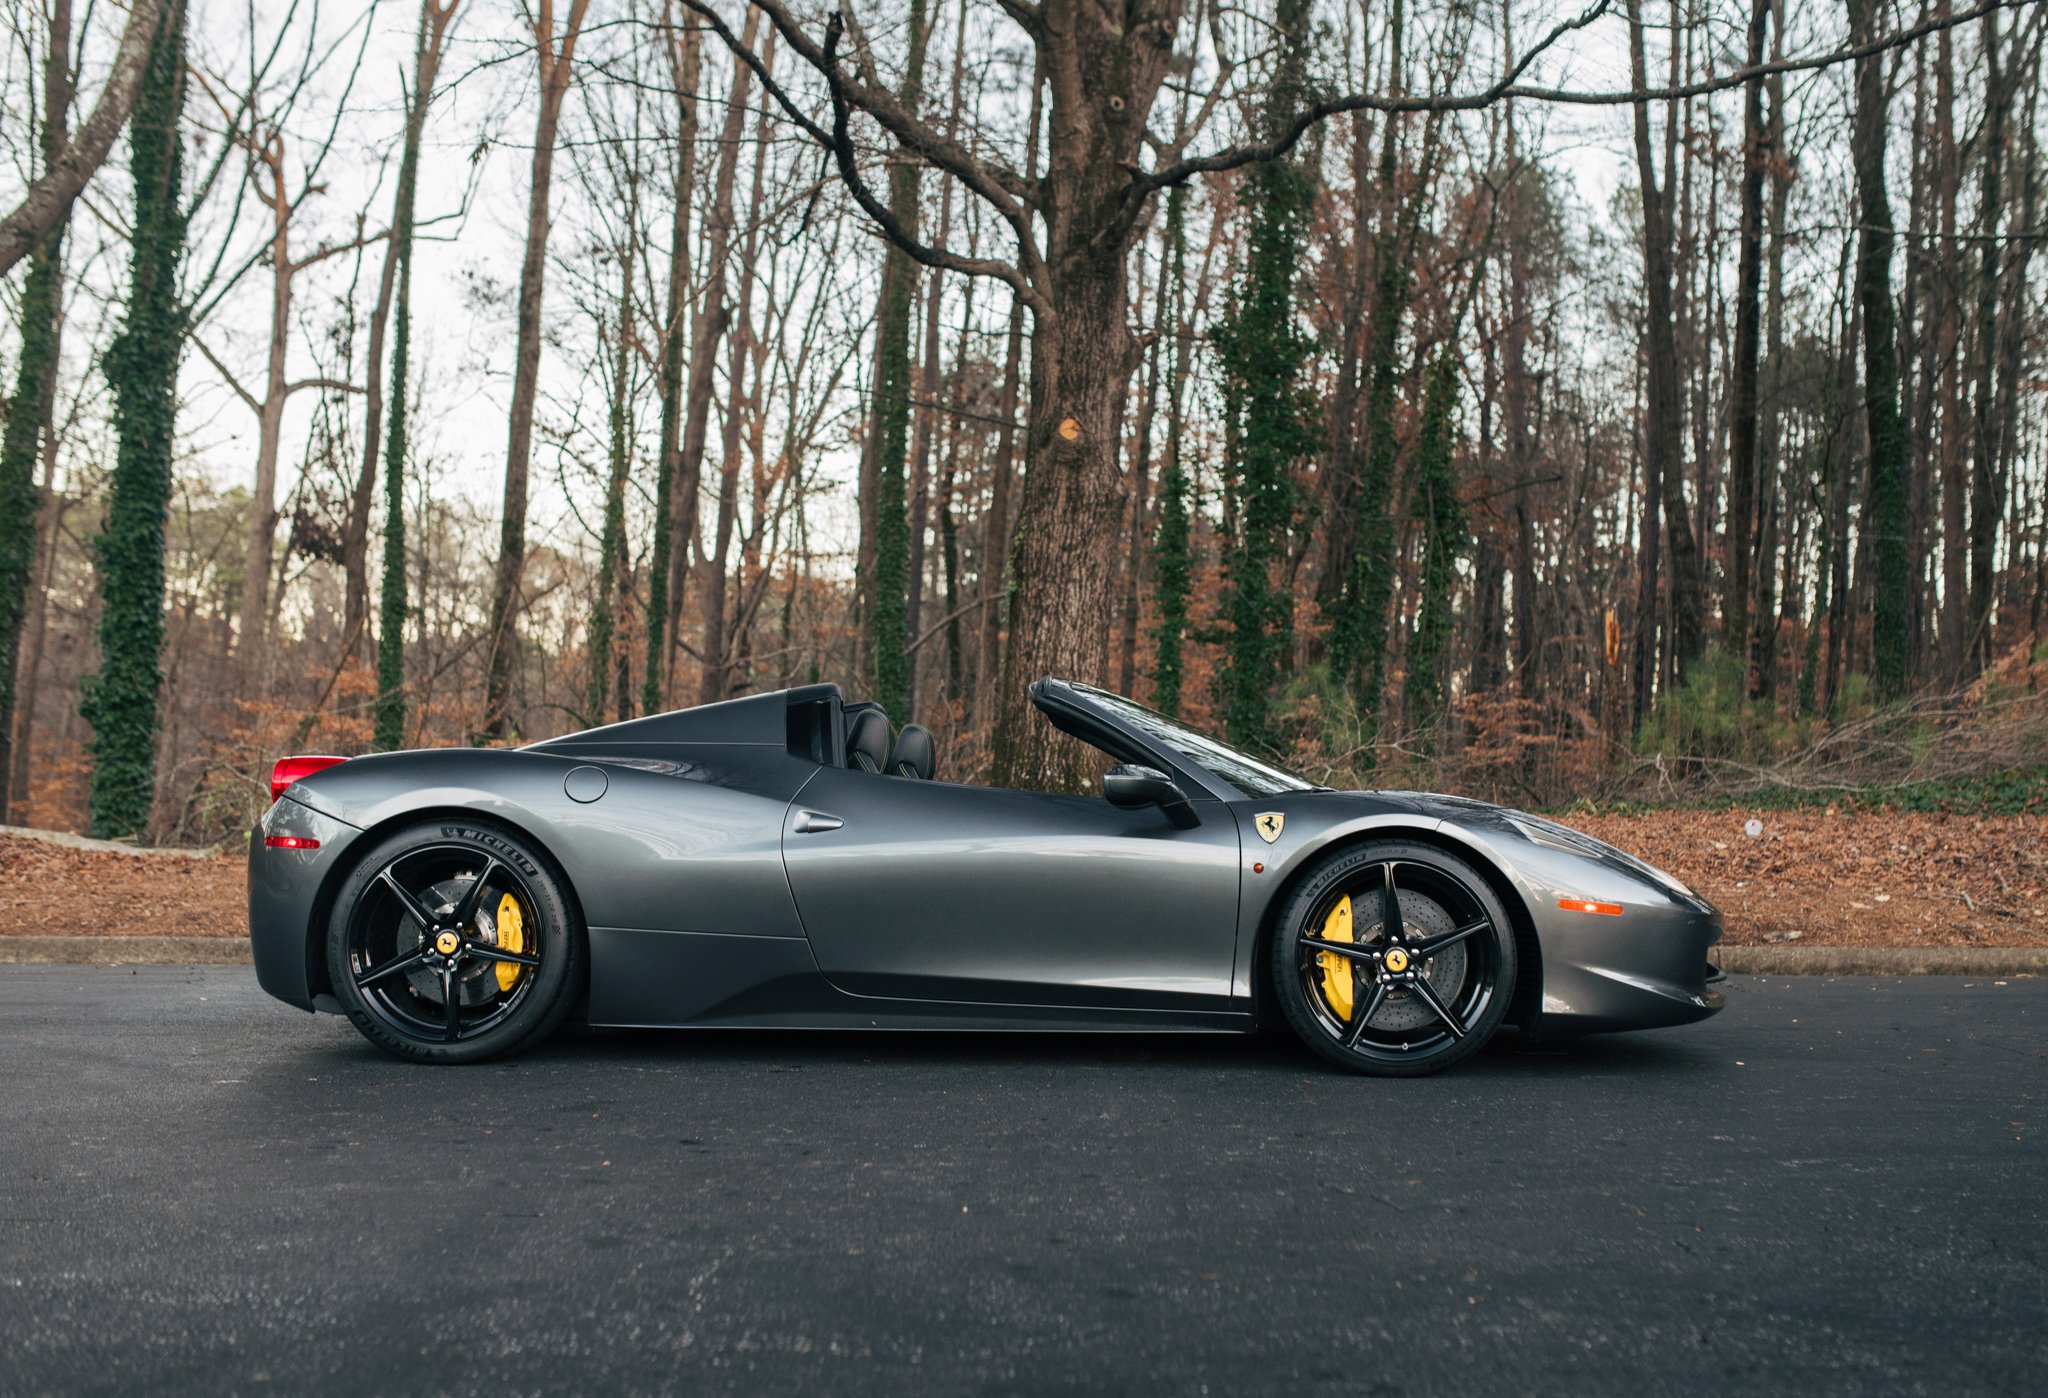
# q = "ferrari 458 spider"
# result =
<box><xmin>250</xmin><ymin>678</ymin><xmax>1724</xmax><ymax>1075</ymax></box>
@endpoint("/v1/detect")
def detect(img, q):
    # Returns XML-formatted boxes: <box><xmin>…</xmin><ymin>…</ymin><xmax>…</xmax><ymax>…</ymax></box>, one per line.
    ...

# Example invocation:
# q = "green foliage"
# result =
<box><xmin>1150</xmin><ymin>186</ymin><xmax>1194</xmax><ymax>717</ymax></box>
<box><xmin>83</xmin><ymin>5</ymin><xmax>187</xmax><ymax>838</ymax></box>
<box><xmin>1637</xmin><ymin>646</ymin><xmax>1801</xmax><ymax>762</ymax></box>
<box><xmin>1404</xmin><ymin>351</ymin><xmax>1468</xmax><ymax>749</ymax></box>
<box><xmin>1210</xmin><ymin>0</ymin><xmax>1320</xmax><ymax>754</ymax></box>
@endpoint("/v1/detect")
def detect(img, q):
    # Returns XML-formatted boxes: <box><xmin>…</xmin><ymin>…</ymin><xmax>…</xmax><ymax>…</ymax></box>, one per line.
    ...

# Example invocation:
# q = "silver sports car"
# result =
<box><xmin>249</xmin><ymin>678</ymin><xmax>1725</xmax><ymax>1075</ymax></box>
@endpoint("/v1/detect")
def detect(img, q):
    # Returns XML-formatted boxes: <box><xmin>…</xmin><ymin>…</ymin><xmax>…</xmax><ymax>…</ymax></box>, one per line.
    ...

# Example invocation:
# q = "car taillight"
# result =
<box><xmin>271</xmin><ymin>754</ymin><xmax>347</xmax><ymax>803</ymax></box>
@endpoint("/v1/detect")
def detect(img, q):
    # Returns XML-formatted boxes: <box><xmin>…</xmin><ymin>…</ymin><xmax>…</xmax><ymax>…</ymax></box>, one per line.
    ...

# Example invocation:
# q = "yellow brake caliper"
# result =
<box><xmin>494</xmin><ymin>892</ymin><xmax>525</xmax><ymax>992</ymax></box>
<box><xmin>1316</xmin><ymin>896</ymin><xmax>1356</xmax><ymax>1021</ymax></box>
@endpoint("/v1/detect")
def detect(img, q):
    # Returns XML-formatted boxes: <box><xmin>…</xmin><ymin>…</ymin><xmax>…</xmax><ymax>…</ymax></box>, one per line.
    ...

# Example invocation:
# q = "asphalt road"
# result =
<box><xmin>0</xmin><ymin>969</ymin><xmax>2041</xmax><ymax>1397</ymax></box>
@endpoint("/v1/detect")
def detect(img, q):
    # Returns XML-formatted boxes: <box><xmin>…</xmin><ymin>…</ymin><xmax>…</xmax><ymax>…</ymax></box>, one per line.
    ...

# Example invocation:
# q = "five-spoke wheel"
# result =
<box><xmin>1269</xmin><ymin>842</ymin><xmax>1517</xmax><ymax>1076</ymax></box>
<box><xmin>326</xmin><ymin>822</ymin><xmax>584</xmax><ymax>1063</ymax></box>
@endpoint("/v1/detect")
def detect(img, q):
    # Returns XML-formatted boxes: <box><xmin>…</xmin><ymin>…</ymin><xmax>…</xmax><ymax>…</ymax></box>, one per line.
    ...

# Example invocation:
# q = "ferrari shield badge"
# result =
<box><xmin>1254</xmin><ymin>811</ymin><xmax>1285</xmax><ymax>844</ymax></box>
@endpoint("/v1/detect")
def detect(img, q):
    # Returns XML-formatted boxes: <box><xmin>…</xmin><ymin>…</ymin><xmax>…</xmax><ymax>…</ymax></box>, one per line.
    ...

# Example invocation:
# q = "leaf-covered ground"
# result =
<box><xmin>0</xmin><ymin>836</ymin><xmax>247</xmax><ymax>938</ymax></box>
<box><xmin>1565</xmin><ymin>810</ymin><xmax>2047</xmax><ymax>946</ymax></box>
<box><xmin>2</xmin><ymin>810</ymin><xmax>2044</xmax><ymax>947</ymax></box>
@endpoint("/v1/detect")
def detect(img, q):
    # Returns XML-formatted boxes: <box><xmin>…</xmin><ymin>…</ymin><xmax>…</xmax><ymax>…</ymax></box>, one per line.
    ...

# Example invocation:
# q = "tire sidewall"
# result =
<box><xmin>1269</xmin><ymin>840</ymin><xmax>1517</xmax><ymax>1077</ymax></box>
<box><xmin>327</xmin><ymin>819</ymin><xmax>584</xmax><ymax>1063</ymax></box>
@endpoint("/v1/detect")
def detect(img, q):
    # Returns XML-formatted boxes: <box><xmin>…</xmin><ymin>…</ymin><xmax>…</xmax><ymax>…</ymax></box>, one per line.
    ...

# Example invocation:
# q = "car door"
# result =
<box><xmin>779</xmin><ymin>763</ymin><xmax>1242</xmax><ymax>1011</ymax></box>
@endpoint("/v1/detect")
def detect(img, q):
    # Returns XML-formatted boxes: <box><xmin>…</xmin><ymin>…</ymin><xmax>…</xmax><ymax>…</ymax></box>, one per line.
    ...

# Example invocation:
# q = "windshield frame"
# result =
<box><xmin>1063</xmin><ymin>682</ymin><xmax>1323</xmax><ymax>799</ymax></box>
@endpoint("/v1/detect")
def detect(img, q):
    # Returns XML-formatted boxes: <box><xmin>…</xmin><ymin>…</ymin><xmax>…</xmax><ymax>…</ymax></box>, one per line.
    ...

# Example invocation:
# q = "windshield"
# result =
<box><xmin>1072</xmin><ymin>684</ymin><xmax>1321</xmax><ymax>797</ymax></box>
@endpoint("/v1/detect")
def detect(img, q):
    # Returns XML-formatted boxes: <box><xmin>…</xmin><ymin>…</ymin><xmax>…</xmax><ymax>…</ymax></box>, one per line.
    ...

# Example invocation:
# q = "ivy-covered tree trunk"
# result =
<box><xmin>374</xmin><ymin>0</ymin><xmax>455</xmax><ymax>751</ymax></box>
<box><xmin>1328</xmin><ymin>0</ymin><xmax>1437</xmax><ymax>737</ymax></box>
<box><xmin>1148</xmin><ymin>185</ymin><xmax>1194</xmax><ymax>718</ymax></box>
<box><xmin>83</xmin><ymin>0</ymin><xmax>185</xmax><ymax>839</ymax></box>
<box><xmin>863</xmin><ymin>0</ymin><xmax>932</xmax><ymax>723</ymax></box>
<box><xmin>1405</xmin><ymin>350</ymin><xmax>1469</xmax><ymax>748</ymax></box>
<box><xmin>1846</xmin><ymin>0</ymin><xmax>1908</xmax><ymax>697</ymax></box>
<box><xmin>1211</xmin><ymin>0</ymin><xmax>1318</xmax><ymax>754</ymax></box>
<box><xmin>0</xmin><ymin>0</ymin><xmax>73</xmax><ymax>825</ymax></box>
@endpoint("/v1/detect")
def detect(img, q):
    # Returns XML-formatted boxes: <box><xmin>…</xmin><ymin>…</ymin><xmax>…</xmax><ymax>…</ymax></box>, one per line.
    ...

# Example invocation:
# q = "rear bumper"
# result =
<box><xmin>248</xmin><ymin>798</ymin><xmax>363</xmax><ymax>1011</ymax></box>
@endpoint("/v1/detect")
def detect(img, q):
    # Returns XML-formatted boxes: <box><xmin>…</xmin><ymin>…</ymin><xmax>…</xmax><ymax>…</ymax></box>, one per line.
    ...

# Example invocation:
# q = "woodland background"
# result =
<box><xmin>2</xmin><ymin>0</ymin><xmax>2046</xmax><ymax>850</ymax></box>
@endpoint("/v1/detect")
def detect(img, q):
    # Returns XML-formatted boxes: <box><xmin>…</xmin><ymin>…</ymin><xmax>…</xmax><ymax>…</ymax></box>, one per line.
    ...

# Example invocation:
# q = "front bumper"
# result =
<box><xmin>1531</xmin><ymin>897</ymin><xmax>1727</xmax><ymax>1037</ymax></box>
<box><xmin>248</xmin><ymin>797</ymin><xmax>363</xmax><ymax>1011</ymax></box>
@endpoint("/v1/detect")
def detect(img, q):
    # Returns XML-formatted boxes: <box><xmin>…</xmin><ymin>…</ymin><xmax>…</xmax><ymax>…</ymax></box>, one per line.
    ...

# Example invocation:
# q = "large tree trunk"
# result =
<box><xmin>0</xmin><ymin>0</ymin><xmax>73</xmax><ymax>824</ymax></box>
<box><xmin>1846</xmin><ymin>0</ymin><xmax>1910</xmax><ymax>697</ymax></box>
<box><xmin>480</xmin><ymin>0</ymin><xmax>590</xmax><ymax>741</ymax></box>
<box><xmin>987</xmin><ymin>7</ymin><xmax>1189</xmax><ymax>792</ymax></box>
<box><xmin>993</xmin><ymin>266</ymin><xmax>1132</xmax><ymax>789</ymax></box>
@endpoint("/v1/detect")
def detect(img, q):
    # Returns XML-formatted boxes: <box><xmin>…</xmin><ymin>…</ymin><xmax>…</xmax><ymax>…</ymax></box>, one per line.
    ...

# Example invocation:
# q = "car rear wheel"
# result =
<box><xmin>1269</xmin><ymin>841</ymin><xmax>1516</xmax><ymax>1077</ymax></box>
<box><xmin>326</xmin><ymin>821</ymin><xmax>584</xmax><ymax>1064</ymax></box>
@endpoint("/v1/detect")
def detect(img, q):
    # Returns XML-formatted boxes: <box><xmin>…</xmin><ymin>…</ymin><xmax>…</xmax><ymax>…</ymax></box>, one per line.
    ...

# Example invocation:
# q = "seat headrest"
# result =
<box><xmin>845</xmin><ymin>708</ymin><xmax>893</xmax><ymax>773</ymax></box>
<box><xmin>887</xmin><ymin>724</ymin><xmax>937</xmax><ymax>780</ymax></box>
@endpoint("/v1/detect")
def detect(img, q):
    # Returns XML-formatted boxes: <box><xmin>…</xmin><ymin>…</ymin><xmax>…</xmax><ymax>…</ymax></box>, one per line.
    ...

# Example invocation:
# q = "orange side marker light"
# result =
<box><xmin>1558</xmin><ymin>897</ymin><xmax>1624</xmax><ymax>916</ymax></box>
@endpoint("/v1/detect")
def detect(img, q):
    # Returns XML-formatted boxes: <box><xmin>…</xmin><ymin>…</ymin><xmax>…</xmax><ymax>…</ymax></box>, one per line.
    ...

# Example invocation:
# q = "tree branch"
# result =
<box><xmin>679</xmin><ymin>1</ymin><xmax>1050</xmax><ymax>318</ymax></box>
<box><xmin>814</xmin><ymin>13</ymin><xmax>1051</xmax><ymax>318</ymax></box>
<box><xmin>1142</xmin><ymin>0</ymin><xmax>2033</xmax><ymax>190</ymax></box>
<box><xmin>0</xmin><ymin>0</ymin><xmax>166</xmax><ymax>277</ymax></box>
<box><xmin>689</xmin><ymin>0</ymin><xmax>1037</xmax><ymax>211</ymax></box>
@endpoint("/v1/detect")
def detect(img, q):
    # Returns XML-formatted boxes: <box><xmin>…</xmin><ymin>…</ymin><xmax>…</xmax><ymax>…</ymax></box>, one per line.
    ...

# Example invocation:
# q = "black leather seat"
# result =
<box><xmin>845</xmin><ymin>708</ymin><xmax>892</xmax><ymax>773</ymax></box>
<box><xmin>886</xmin><ymin>724</ymin><xmax>936</xmax><ymax>780</ymax></box>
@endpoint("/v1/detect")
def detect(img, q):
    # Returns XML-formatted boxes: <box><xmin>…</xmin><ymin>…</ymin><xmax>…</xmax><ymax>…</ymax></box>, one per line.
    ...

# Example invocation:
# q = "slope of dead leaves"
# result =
<box><xmin>1564</xmin><ymin>810</ymin><xmax>2047</xmax><ymax>947</ymax></box>
<box><xmin>2</xmin><ymin>810</ymin><xmax>2043</xmax><ymax>947</ymax></box>
<box><xmin>0</xmin><ymin>836</ymin><xmax>248</xmax><ymax>938</ymax></box>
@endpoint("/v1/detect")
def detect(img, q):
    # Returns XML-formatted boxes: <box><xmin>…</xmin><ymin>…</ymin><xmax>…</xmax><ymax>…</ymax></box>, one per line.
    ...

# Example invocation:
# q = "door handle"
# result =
<box><xmin>793</xmin><ymin>809</ymin><xmax>843</xmax><ymax>833</ymax></box>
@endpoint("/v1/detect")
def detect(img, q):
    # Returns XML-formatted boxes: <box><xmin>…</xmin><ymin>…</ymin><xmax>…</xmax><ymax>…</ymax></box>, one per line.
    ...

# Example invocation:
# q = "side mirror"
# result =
<box><xmin>1104</xmin><ymin>764</ymin><xmax>1200</xmax><ymax>829</ymax></box>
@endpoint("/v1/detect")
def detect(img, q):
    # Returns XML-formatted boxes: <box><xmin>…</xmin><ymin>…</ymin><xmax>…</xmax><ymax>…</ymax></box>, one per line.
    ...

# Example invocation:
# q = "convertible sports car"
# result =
<box><xmin>249</xmin><ymin>678</ymin><xmax>1725</xmax><ymax>1076</ymax></box>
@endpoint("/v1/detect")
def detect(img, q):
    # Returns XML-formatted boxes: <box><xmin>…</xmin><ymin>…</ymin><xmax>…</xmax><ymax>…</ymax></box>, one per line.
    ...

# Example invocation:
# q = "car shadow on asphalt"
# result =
<box><xmin>498</xmin><ymin>1021</ymin><xmax>1721</xmax><ymax>1080</ymax></box>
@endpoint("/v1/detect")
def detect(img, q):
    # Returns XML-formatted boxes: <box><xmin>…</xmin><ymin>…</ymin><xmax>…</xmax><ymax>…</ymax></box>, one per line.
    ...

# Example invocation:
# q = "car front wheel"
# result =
<box><xmin>1269</xmin><ymin>841</ymin><xmax>1517</xmax><ymax>1077</ymax></box>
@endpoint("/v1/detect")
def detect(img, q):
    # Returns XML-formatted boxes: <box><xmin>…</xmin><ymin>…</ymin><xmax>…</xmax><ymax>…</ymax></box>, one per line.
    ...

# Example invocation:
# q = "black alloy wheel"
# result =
<box><xmin>326</xmin><ymin>821</ymin><xmax>584</xmax><ymax>1063</ymax></box>
<box><xmin>1269</xmin><ymin>841</ymin><xmax>1517</xmax><ymax>1077</ymax></box>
